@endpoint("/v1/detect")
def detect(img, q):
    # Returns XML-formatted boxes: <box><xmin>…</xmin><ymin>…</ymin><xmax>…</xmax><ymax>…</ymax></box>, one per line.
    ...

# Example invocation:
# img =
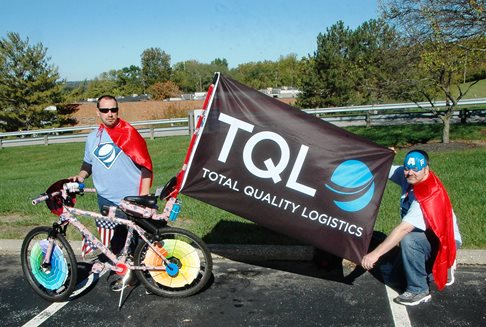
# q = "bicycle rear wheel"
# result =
<box><xmin>134</xmin><ymin>227</ymin><xmax>212</xmax><ymax>298</ymax></box>
<box><xmin>21</xmin><ymin>226</ymin><xmax>78</xmax><ymax>302</ymax></box>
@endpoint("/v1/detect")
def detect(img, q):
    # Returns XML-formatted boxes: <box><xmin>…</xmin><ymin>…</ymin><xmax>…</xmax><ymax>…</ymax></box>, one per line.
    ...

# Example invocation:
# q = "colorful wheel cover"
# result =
<box><xmin>144</xmin><ymin>240</ymin><xmax>200</xmax><ymax>288</ymax></box>
<box><xmin>30</xmin><ymin>240</ymin><xmax>69</xmax><ymax>290</ymax></box>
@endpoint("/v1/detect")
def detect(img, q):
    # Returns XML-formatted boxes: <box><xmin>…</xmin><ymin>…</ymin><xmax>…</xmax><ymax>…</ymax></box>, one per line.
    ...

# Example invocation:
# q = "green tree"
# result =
<box><xmin>209</xmin><ymin>58</ymin><xmax>230</xmax><ymax>78</ymax></box>
<box><xmin>211</xmin><ymin>58</ymin><xmax>229</xmax><ymax>69</ymax></box>
<box><xmin>0</xmin><ymin>32</ymin><xmax>63</xmax><ymax>131</ymax></box>
<box><xmin>297</xmin><ymin>20</ymin><xmax>399</xmax><ymax>109</ymax></box>
<box><xmin>350</xmin><ymin>20</ymin><xmax>401</xmax><ymax>104</ymax></box>
<box><xmin>297</xmin><ymin>21</ymin><xmax>359</xmax><ymax>108</ymax></box>
<box><xmin>380</xmin><ymin>0</ymin><xmax>486</xmax><ymax>143</ymax></box>
<box><xmin>227</xmin><ymin>55</ymin><xmax>304</xmax><ymax>94</ymax></box>
<box><xmin>171</xmin><ymin>59</ymin><xmax>225</xmax><ymax>93</ymax></box>
<box><xmin>230</xmin><ymin>60</ymin><xmax>276</xmax><ymax>89</ymax></box>
<box><xmin>63</xmin><ymin>80</ymin><xmax>88</xmax><ymax>103</ymax></box>
<box><xmin>141</xmin><ymin>48</ymin><xmax>171</xmax><ymax>91</ymax></box>
<box><xmin>84</xmin><ymin>71</ymin><xmax>117</xmax><ymax>98</ymax></box>
<box><xmin>171</xmin><ymin>61</ymin><xmax>195</xmax><ymax>93</ymax></box>
<box><xmin>275</xmin><ymin>53</ymin><xmax>301</xmax><ymax>88</ymax></box>
<box><xmin>296</xmin><ymin>56</ymin><xmax>326</xmax><ymax>108</ymax></box>
<box><xmin>114</xmin><ymin>65</ymin><xmax>143</xmax><ymax>96</ymax></box>
<box><xmin>67</xmin><ymin>65</ymin><xmax>144</xmax><ymax>101</ymax></box>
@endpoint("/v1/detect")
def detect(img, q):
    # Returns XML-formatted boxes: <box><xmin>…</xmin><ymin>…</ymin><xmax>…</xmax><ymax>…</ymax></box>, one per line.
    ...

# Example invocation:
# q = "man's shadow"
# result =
<box><xmin>282</xmin><ymin>231</ymin><xmax>400</xmax><ymax>286</ymax></box>
<box><xmin>205</xmin><ymin>221</ymin><xmax>401</xmax><ymax>288</ymax></box>
<box><xmin>341</xmin><ymin>231</ymin><xmax>403</xmax><ymax>290</ymax></box>
<box><xmin>314</xmin><ymin>231</ymin><xmax>405</xmax><ymax>292</ymax></box>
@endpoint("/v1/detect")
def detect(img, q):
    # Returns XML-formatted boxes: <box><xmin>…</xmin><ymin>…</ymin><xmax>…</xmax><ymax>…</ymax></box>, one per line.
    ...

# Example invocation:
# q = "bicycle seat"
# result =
<box><xmin>123</xmin><ymin>195</ymin><xmax>158</xmax><ymax>208</ymax></box>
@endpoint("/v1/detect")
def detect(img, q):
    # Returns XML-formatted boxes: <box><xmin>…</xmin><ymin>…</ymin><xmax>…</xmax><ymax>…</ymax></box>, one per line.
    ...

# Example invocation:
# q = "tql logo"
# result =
<box><xmin>216</xmin><ymin>112</ymin><xmax>376</xmax><ymax>212</ymax></box>
<box><xmin>325</xmin><ymin>160</ymin><xmax>375</xmax><ymax>212</ymax></box>
<box><xmin>93</xmin><ymin>143</ymin><xmax>122</xmax><ymax>169</ymax></box>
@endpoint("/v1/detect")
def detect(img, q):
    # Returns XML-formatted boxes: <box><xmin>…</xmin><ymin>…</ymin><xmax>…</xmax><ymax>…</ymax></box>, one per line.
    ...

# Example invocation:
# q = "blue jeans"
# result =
<box><xmin>97</xmin><ymin>195</ymin><xmax>126</xmax><ymax>218</ymax></box>
<box><xmin>377</xmin><ymin>229</ymin><xmax>434</xmax><ymax>294</ymax></box>
<box><xmin>400</xmin><ymin>230</ymin><xmax>434</xmax><ymax>293</ymax></box>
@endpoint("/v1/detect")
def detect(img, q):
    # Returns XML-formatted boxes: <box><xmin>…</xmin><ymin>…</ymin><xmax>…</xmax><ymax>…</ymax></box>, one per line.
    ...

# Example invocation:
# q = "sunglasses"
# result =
<box><xmin>98</xmin><ymin>107</ymin><xmax>119</xmax><ymax>114</ymax></box>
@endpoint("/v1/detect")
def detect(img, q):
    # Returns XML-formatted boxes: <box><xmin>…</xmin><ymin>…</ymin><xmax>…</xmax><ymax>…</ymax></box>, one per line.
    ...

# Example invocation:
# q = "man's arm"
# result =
<box><xmin>361</xmin><ymin>221</ymin><xmax>415</xmax><ymax>270</ymax></box>
<box><xmin>139</xmin><ymin>167</ymin><xmax>152</xmax><ymax>195</ymax></box>
<box><xmin>70</xmin><ymin>161</ymin><xmax>92</xmax><ymax>183</ymax></box>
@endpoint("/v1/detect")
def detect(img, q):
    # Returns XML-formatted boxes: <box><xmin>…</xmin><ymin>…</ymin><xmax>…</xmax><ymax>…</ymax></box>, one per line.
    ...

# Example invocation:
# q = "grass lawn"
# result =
<box><xmin>0</xmin><ymin>123</ymin><xmax>485</xmax><ymax>248</ymax></box>
<box><xmin>460</xmin><ymin>78</ymin><xmax>486</xmax><ymax>99</ymax></box>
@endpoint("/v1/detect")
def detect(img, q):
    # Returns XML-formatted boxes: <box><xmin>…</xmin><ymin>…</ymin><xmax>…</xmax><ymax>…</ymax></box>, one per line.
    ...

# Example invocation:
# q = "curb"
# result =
<box><xmin>1</xmin><ymin>239</ymin><xmax>485</xmax><ymax>266</ymax></box>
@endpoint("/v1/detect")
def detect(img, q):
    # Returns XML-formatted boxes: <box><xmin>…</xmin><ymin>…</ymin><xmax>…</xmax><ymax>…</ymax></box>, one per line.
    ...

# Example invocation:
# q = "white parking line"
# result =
<box><xmin>22</xmin><ymin>270</ymin><xmax>107</xmax><ymax>327</ymax></box>
<box><xmin>22</xmin><ymin>302</ymin><xmax>70</xmax><ymax>327</ymax></box>
<box><xmin>385</xmin><ymin>285</ymin><xmax>412</xmax><ymax>327</ymax></box>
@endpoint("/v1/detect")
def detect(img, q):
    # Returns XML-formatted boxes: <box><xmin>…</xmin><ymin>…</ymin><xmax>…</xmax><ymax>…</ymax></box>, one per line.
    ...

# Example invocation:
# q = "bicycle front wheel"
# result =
<box><xmin>21</xmin><ymin>226</ymin><xmax>78</xmax><ymax>302</ymax></box>
<box><xmin>134</xmin><ymin>227</ymin><xmax>213</xmax><ymax>298</ymax></box>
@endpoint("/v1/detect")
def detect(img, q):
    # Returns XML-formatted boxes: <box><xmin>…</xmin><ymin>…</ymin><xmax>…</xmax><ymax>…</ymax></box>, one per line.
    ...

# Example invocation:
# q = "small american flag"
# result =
<box><xmin>81</xmin><ymin>218</ymin><xmax>118</xmax><ymax>258</ymax></box>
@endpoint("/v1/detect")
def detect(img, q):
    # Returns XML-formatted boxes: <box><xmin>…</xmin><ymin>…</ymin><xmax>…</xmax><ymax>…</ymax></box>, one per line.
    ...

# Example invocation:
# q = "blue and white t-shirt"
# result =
<box><xmin>389</xmin><ymin>165</ymin><xmax>462</xmax><ymax>245</ymax></box>
<box><xmin>84</xmin><ymin>128</ymin><xmax>142</xmax><ymax>204</ymax></box>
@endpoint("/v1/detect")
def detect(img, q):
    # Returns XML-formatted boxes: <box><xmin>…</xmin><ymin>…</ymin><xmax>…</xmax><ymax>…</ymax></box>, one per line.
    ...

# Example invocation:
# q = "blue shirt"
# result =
<box><xmin>84</xmin><ymin>128</ymin><xmax>143</xmax><ymax>204</ymax></box>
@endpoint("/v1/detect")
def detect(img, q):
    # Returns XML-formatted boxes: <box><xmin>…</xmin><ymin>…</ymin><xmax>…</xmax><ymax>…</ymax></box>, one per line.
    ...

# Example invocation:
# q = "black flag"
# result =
<box><xmin>180</xmin><ymin>73</ymin><xmax>394</xmax><ymax>263</ymax></box>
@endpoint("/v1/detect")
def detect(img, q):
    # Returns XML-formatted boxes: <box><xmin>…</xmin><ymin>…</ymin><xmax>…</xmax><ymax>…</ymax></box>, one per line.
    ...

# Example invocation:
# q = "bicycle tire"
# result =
<box><xmin>134</xmin><ymin>227</ymin><xmax>213</xmax><ymax>298</ymax></box>
<box><xmin>20</xmin><ymin>226</ymin><xmax>78</xmax><ymax>302</ymax></box>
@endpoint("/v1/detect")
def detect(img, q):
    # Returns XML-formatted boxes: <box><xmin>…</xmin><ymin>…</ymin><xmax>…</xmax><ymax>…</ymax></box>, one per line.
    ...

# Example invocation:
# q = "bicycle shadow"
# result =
<box><xmin>69</xmin><ymin>254</ymin><xmax>215</xmax><ymax>307</ymax></box>
<box><xmin>67</xmin><ymin>261</ymin><xmax>104</xmax><ymax>301</ymax></box>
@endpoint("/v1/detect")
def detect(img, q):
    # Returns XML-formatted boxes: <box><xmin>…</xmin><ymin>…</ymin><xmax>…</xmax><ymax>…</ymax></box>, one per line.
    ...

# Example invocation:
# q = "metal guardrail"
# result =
<box><xmin>0</xmin><ymin>117</ymin><xmax>187</xmax><ymax>138</ymax></box>
<box><xmin>302</xmin><ymin>97</ymin><xmax>486</xmax><ymax>127</ymax></box>
<box><xmin>1</xmin><ymin>98</ymin><xmax>485</xmax><ymax>148</ymax></box>
<box><xmin>0</xmin><ymin>118</ymin><xmax>188</xmax><ymax>148</ymax></box>
<box><xmin>302</xmin><ymin>97</ymin><xmax>486</xmax><ymax>114</ymax></box>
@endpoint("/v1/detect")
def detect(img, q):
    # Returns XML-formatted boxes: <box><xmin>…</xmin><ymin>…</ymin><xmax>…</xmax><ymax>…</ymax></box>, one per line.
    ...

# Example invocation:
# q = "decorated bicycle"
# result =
<box><xmin>21</xmin><ymin>176</ymin><xmax>213</xmax><ymax>306</ymax></box>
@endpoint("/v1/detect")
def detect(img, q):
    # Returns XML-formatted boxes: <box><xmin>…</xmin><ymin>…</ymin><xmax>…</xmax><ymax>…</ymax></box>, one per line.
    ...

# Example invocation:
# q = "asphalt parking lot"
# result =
<box><xmin>1</xmin><ymin>253</ymin><xmax>485</xmax><ymax>327</ymax></box>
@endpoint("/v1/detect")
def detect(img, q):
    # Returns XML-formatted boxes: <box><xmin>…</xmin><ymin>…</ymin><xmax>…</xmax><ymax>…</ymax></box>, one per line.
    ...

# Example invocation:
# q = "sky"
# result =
<box><xmin>0</xmin><ymin>0</ymin><xmax>378</xmax><ymax>81</ymax></box>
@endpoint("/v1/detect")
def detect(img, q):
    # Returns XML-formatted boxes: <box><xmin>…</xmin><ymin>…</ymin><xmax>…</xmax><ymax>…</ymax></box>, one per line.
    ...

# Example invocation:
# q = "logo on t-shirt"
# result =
<box><xmin>93</xmin><ymin>143</ymin><xmax>122</xmax><ymax>169</ymax></box>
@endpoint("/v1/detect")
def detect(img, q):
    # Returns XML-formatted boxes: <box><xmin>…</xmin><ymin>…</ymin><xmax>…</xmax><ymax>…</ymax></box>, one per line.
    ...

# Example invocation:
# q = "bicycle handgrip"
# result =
<box><xmin>32</xmin><ymin>191</ymin><xmax>61</xmax><ymax>205</ymax></box>
<box><xmin>32</xmin><ymin>195</ymin><xmax>49</xmax><ymax>205</ymax></box>
<box><xmin>64</xmin><ymin>182</ymin><xmax>85</xmax><ymax>193</ymax></box>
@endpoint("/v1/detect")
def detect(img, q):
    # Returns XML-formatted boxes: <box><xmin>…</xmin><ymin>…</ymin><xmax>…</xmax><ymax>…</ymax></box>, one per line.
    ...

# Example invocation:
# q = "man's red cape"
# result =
<box><xmin>101</xmin><ymin>119</ymin><xmax>153</xmax><ymax>191</ymax></box>
<box><xmin>413</xmin><ymin>171</ymin><xmax>456</xmax><ymax>290</ymax></box>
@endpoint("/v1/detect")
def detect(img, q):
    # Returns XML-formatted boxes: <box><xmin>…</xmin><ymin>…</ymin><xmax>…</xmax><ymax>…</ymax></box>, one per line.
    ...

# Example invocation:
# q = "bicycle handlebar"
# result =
<box><xmin>31</xmin><ymin>182</ymin><xmax>96</xmax><ymax>206</ymax></box>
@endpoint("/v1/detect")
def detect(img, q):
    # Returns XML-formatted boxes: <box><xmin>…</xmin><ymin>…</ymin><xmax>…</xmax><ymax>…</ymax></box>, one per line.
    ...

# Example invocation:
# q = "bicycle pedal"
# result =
<box><xmin>91</xmin><ymin>262</ymin><xmax>105</xmax><ymax>274</ymax></box>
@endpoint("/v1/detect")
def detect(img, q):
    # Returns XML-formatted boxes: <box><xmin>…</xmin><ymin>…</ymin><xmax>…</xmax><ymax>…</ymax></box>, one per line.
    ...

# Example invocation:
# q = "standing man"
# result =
<box><xmin>71</xmin><ymin>95</ymin><xmax>153</xmax><ymax>291</ymax></box>
<box><xmin>361</xmin><ymin>150</ymin><xmax>461</xmax><ymax>306</ymax></box>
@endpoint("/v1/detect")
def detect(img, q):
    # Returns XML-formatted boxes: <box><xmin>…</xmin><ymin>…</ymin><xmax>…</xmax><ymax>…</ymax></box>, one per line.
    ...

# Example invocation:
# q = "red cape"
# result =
<box><xmin>101</xmin><ymin>119</ymin><xmax>153</xmax><ymax>189</ymax></box>
<box><xmin>413</xmin><ymin>171</ymin><xmax>456</xmax><ymax>290</ymax></box>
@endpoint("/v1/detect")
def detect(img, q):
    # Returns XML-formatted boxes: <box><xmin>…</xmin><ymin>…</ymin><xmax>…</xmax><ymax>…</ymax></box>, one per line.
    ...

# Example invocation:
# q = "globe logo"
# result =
<box><xmin>325</xmin><ymin>160</ymin><xmax>375</xmax><ymax>212</ymax></box>
<box><xmin>94</xmin><ymin>143</ymin><xmax>121</xmax><ymax>169</ymax></box>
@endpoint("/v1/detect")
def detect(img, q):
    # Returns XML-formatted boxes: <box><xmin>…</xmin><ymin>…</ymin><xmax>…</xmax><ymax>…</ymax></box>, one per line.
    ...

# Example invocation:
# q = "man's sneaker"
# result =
<box><xmin>394</xmin><ymin>291</ymin><xmax>431</xmax><ymax>306</ymax></box>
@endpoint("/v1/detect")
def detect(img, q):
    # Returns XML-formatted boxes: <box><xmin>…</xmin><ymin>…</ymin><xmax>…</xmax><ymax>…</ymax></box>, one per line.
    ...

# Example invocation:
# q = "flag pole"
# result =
<box><xmin>174</xmin><ymin>72</ymin><xmax>219</xmax><ymax>195</ymax></box>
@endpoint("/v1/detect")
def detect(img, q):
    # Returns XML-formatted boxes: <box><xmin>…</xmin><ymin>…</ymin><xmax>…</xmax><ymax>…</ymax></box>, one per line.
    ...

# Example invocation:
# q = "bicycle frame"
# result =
<box><xmin>36</xmin><ymin>187</ymin><xmax>180</xmax><ymax>277</ymax></box>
